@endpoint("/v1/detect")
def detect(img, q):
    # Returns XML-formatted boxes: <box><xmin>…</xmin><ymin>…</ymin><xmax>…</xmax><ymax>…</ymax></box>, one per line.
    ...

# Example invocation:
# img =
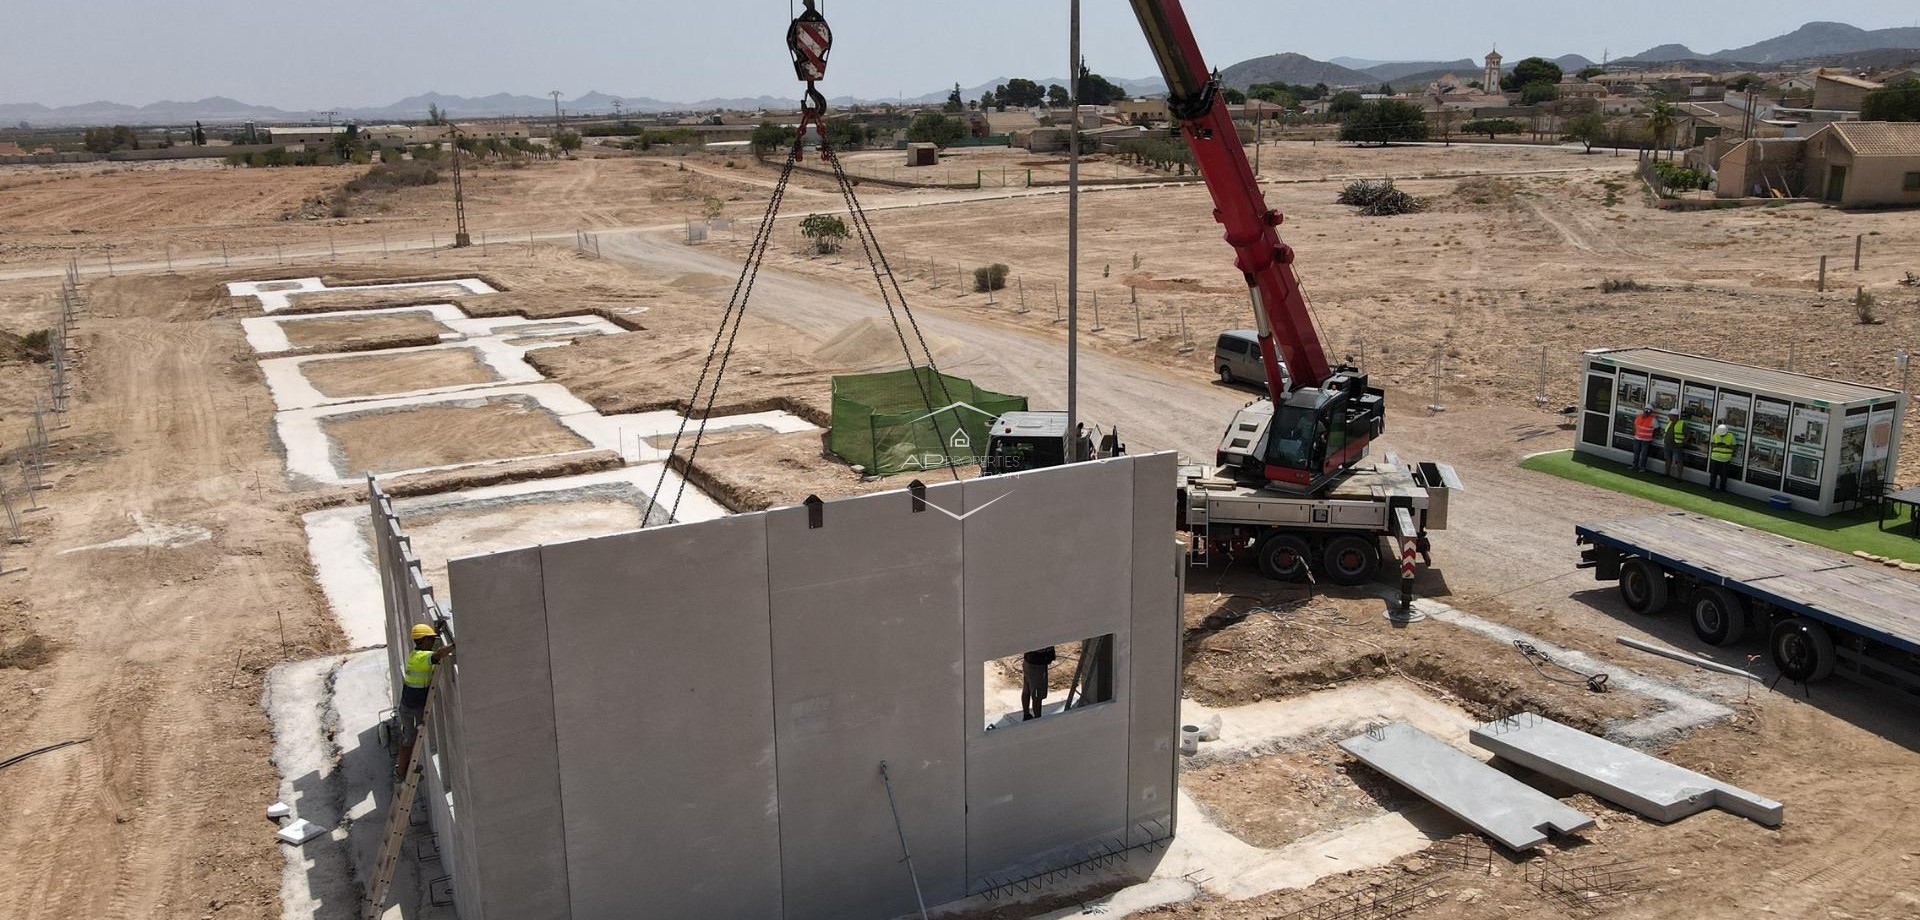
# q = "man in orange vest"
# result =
<box><xmin>1631</xmin><ymin>406</ymin><xmax>1657</xmax><ymax>472</ymax></box>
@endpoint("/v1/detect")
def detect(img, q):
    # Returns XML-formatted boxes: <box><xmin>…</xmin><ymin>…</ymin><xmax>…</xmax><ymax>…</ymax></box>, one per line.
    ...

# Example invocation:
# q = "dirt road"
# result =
<box><xmin>0</xmin><ymin>274</ymin><xmax>338</xmax><ymax>920</ymax></box>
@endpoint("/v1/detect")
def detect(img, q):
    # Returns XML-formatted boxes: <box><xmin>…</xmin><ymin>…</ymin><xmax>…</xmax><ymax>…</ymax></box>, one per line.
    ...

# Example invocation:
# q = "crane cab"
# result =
<box><xmin>1217</xmin><ymin>371</ymin><xmax>1384</xmax><ymax>494</ymax></box>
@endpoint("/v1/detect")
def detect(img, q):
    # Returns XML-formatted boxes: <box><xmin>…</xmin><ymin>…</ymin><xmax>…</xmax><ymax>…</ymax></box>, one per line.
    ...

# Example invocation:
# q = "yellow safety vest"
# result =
<box><xmin>1710</xmin><ymin>432</ymin><xmax>1736</xmax><ymax>462</ymax></box>
<box><xmin>404</xmin><ymin>649</ymin><xmax>435</xmax><ymax>689</ymax></box>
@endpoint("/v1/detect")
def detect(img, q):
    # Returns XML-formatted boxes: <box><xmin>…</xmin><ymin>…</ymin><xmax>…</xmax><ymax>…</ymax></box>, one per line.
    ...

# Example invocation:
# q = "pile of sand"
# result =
<box><xmin>812</xmin><ymin>316</ymin><xmax>966</xmax><ymax>370</ymax></box>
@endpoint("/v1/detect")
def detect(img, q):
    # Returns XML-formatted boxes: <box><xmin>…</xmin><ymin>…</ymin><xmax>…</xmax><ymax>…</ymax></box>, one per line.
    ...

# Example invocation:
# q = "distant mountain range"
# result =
<box><xmin>0</xmin><ymin>77</ymin><xmax>1171</xmax><ymax>128</ymax></box>
<box><xmin>1624</xmin><ymin>21</ymin><xmax>1920</xmax><ymax>64</ymax></box>
<box><xmin>5</xmin><ymin>20</ymin><xmax>1916</xmax><ymax>129</ymax></box>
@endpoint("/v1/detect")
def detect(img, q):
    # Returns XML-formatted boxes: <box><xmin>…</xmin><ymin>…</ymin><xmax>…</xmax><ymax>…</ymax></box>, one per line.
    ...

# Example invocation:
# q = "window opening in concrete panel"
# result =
<box><xmin>983</xmin><ymin>634</ymin><xmax>1115</xmax><ymax>730</ymax></box>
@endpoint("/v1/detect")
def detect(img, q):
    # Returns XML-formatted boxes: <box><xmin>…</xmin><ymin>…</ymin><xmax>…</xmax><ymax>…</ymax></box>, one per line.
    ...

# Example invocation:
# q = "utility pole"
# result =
<box><xmin>450</xmin><ymin>125</ymin><xmax>472</xmax><ymax>247</ymax></box>
<box><xmin>1065</xmin><ymin>0</ymin><xmax>1081</xmax><ymax>462</ymax></box>
<box><xmin>549</xmin><ymin>91</ymin><xmax>564</xmax><ymax>137</ymax></box>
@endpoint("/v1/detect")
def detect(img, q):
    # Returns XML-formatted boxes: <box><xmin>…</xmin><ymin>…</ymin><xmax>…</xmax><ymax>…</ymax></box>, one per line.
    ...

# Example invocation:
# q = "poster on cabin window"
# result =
<box><xmin>1649</xmin><ymin>378</ymin><xmax>1680</xmax><ymax>415</ymax></box>
<box><xmin>1787</xmin><ymin>404</ymin><xmax>1828</xmax><ymax>482</ymax></box>
<box><xmin>1839</xmin><ymin>413</ymin><xmax>1869</xmax><ymax>472</ymax></box>
<box><xmin>1681</xmin><ymin>384</ymin><xmax>1717</xmax><ymax>453</ymax></box>
<box><xmin>1867</xmin><ymin>406</ymin><xmax>1896</xmax><ymax>465</ymax></box>
<box><xmin>1613</xmin><ymin>372</ymin><xmax>1649</xmax><ymax>443</ymax></box>
<box><xmin>1748</xmin><ymin>398</ymin><xmax>1789</xmax><ymax>476</ymax></box>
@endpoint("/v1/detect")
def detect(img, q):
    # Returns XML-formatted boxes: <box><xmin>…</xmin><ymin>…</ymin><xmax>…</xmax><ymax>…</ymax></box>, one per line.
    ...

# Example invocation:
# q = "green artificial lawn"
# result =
<box><xmin>1520</xmin><ymin>449</ymin><xmax>1920</xmax><ymax>560</ymax></box>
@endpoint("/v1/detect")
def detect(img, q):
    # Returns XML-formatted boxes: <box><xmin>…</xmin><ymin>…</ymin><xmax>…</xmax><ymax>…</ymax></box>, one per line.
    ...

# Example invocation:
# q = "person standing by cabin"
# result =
<box><xmin>1709</xmin><ymin>424</ymin><xmax>1738</xmax><ymax>491</ymax></box>
<box><xmin>1662</xmin><ymin>412</ymin><xmax>1687</xmax><ymax>480</ymax></box>
<box><xmin>1631</xmin><ymin>406</ymin><xmax>1657</xmax><ymax>472</ymax></box>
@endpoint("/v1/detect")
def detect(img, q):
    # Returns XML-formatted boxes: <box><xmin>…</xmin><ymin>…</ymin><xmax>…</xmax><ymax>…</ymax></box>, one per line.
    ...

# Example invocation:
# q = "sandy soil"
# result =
<box><xmin>277</xmin><ymin>310</ymin><xmax>453</xmax><ymax>350</ymax></box>
<box><xmin>3</xmin><ymin>142</ymin><xmax>1919</xmax><ymax>920</ymax></box>
<box><xmin>299</xmin><ymin>348</ymin><xmax>498</xmax><ymax>398</ymax></box>
<box><xmin>1183</xmin><ymin>748</ymin><xmax>1415</xmax><ymax>850</ymax></box>
<box><xmin>321</xmin><ymin>398</ymin><xmax>591</xmax><ymax>475</ymax></box>
<box><xmin>0</xmin><ymin>271</ymin><xmax>341</xmax><ymax>920</ymax></box>
<box><xmin>281</xmin><ymin>282</ymin><xmax>494</xmax><ymax>314</ymax></box>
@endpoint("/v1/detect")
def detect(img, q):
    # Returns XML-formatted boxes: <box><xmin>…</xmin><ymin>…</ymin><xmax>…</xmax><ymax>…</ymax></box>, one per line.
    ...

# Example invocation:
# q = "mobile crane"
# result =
<box><xmin>999</xmin><ymin>1</ymin><xmax>1459</xmax><ymax>594</ymax></box>
<box><xmin>782</xmin><ymin>0</ymin><xmax>1455</xmax><ymax>597</ymax></box>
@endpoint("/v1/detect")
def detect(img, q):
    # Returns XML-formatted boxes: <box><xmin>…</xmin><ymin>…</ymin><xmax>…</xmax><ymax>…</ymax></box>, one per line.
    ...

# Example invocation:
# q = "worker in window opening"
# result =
<box><xmin>1631</xmin><ymin>406</ymin><xmax>1657</xmax><ymax>472</ymax></box>
<box><xmin>1021</xmin><ymin>646</ymin><xmax>1057</xmax><ymax>721</ymax></box>
<box><xmin>1662</xmin><ymin>412</ymin><xmax>1687</xmax><ymax>480</ymax></box>
<box><xmin>1709</xmin><ymin>423</ymin><xmax>1737</xmax><ymax>491</ymax></box>
<box><xmin>394</xmin><ymin>623</ymin><xmax>455</xmax><ymax>780</ymax></box>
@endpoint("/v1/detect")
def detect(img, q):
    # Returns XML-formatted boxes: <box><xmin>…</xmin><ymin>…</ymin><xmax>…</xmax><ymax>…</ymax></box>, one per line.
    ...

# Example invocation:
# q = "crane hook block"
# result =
<box><xmin>788</xmin><ymin>1</ymin><xmax>832</xmax><ymax>83</ymax></box>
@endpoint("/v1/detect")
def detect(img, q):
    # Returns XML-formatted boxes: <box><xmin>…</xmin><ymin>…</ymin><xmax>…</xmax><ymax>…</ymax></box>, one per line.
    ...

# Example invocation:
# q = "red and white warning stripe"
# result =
<box><xmin>1400</xmin><ymin>538</ymin><xmax>1418</xmax><ymax>580</ymax></box>
<box><xmin>794</xmin><ymin>22</ymin><xmax>831</xmax><ymax>79</ymax></box>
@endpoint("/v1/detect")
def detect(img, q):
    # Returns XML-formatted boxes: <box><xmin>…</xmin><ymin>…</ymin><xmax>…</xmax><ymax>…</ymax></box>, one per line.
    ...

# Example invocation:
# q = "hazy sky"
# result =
<box><xmin>7</xmin><ymin>1</ymin><xmax>1918</xmax><ymax>108</ymax></box>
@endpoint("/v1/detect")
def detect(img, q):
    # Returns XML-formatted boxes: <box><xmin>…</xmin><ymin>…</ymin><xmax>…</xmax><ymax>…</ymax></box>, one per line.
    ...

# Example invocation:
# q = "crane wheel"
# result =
<box><xmin>1257</xmin><ymin>533</ymin><xmax>1312</xmax><ymax>582</ymax></box>
<box><xmin>1688</xmin><ymin>585</ymin><xmax>1748</xmax><ymax>646</ymax></box>
<box><xmin>1770</xmin><ymin>617</ymin><xmax>1835</xmax><ymax>683</ymax></box>
<box><xmin>1618</xmin><ymin>558</ymin><xmax>1668</xmax><ymax>614</ymax></box>
<box><xmin>1321</xmin><ymin>534</ymin><xmax>1381</xmax><ymax>586</ymax></box>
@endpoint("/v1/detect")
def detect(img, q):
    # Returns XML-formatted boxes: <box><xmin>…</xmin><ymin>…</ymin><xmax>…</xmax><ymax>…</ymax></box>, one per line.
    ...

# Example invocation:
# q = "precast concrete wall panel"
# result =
<box><xmin>765</xmin><ymin>482</ymin><xmax>969</xmax><ymax>919</ymax></box>
<box><xmin>446</xmin><ymin>548</ymin><xmax>571</xmax><ymax>920</ymax></box>
<box><xmin>1126</xmin><ymin>452</ymin><xmax>1180</xmax><ymax>843</ymax></box>
<box><xmin>539</xmin><ymin>516</ymin><xmax>783</xmax><ymax>920</ymax></box>
<box><xmin>961</xmin><ymin>459</ymin><xmax>1136</xmax><ymax>884</ymax></box>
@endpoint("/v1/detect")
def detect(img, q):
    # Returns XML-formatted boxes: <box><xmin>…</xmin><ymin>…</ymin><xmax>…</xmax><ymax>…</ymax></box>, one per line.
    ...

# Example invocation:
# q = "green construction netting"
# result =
<box><xmin>830</xmin><ymin>368</ymin><xmax>1027</xmax><ymax>475</ymax></box>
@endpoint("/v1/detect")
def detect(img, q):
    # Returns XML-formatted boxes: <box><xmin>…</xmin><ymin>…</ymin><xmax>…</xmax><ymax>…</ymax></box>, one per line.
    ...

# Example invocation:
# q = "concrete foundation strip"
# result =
<box><xmin>1470</xmin><ymin>712</ymin><xmax>1784</xmax><ymax>826</ymax></box>
<box><xmin>1338</xmin><ymin>721</ymin><xmax>1594</xmax><ymax>851</ymax></box>
<box><xmin>1616</xmin><ymin>636</ymin><xmax>1765</xmax><ymax>682</ymax></box>
<box><xmin>1407</xmin><ymin>597</ymin><xmax>1734</xmax><ymax>746</ymax></box>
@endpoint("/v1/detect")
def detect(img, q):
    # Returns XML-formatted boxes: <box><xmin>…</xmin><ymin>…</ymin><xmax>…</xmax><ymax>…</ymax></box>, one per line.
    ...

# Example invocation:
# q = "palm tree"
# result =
<box><xmin>1645</xmin><ymin>100</ymin><xmax>1677</xmax><ymax>162</ymax></box>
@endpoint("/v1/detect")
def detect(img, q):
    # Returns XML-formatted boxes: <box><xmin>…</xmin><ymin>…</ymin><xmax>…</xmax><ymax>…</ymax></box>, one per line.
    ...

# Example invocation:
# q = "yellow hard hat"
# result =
<box><xmin>410</xmin><ymin>624</ymin><xmax>437</xmax><ymax>641</ymax></box>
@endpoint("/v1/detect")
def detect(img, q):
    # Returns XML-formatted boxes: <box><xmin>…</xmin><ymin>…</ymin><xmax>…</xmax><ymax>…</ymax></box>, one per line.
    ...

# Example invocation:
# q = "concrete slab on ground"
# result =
<box><xmin>1339</xmin><ymin>721</ymin><xmax>1594</xmax><ymax>851</ymax></box>
<box><xmin>227</xmin><ymin>276</ymin><xmax>497</xmax><ymax>313</ymax></box>
<box><xmin>1471</xmin><ymin>712</ymin><xmax>1783</xmax><ymax>826</ymax></box>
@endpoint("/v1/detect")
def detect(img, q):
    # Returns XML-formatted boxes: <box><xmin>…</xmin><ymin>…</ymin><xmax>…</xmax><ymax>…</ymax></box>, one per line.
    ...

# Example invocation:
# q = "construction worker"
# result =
<box><xmin>1021</xmin><ymin>646</ymin><xmax>1056</xmax><ymax>721</ymax></box>
<box><xmin>1631</xmin><ymin>406</ymin><xmax>1657</xmax><ymax>472</ymax></box>
<box><xmin>1709</xmin><ymin>423</ymin><xmax>1738</xmax><ymax>491</ymax></box>
<box><xmin>1662</xmin><ymin>412</ymin><xmax>1687</xmax><ymax>480</ymax></box>
<box><xmin>394</xmin><ymin>623</ymin><xmax>454</xmax><ymax>780</ymax></box>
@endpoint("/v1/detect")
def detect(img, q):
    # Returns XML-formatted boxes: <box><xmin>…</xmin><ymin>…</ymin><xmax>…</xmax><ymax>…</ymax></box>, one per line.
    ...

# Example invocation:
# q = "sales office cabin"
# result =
<box><xmin>1578</xmin><ymin>348</ymin><xmax>1905</xmax><ymax>516</ymax></box>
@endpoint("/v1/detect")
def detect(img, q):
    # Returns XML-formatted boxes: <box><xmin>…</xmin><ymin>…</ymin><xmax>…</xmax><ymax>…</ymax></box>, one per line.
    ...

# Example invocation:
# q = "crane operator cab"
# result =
<box><xmin>1215</xmin><ymin>370</ymin><xmax>1384</xmax><ymax>494</ymax></box>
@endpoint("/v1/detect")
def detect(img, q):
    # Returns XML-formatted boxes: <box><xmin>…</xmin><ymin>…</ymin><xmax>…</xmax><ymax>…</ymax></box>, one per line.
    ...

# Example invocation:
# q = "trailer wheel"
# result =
<box><xmin>1618</xmin><ymin>559</ymin><xmax>1668</xmax><ymax>614</ymax></box>
<box><xmin>1771</xmin><ymin>618</ymin><xmax>1836</xmax><ymax>683</ymax></box>
<box><xmin>1321</xmin><ymin>534</ymin><xmax>1381</xmax><ymax>586</ymax></box>
<box><xmin>1257</xmin><ymin>533</ymin><xmax>1312</xmax><ymax>582</ymax></box>
<box><xmin>1688</xmin><ymin>585</ymin><xmax>1748</xmax><ymax>646</ymax></box>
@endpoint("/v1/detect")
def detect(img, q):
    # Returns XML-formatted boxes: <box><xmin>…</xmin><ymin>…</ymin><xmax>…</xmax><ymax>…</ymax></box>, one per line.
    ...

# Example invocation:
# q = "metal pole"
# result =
<box><xmin>222</xmin><ymin>241</ymin><xmax>230</xmax><ymax>268</ymax></box>
<box><xmin>1091</xmin><ymin>291</ymin><xmax>1102</xmax><ymax>332</ymax></box>
<box><xmin>1818</xmin><ymin>255</ymin><xmax>1827</xmax><ymax>293</ymax></box>
<box><xmin>1854</xmin><ymin>234</ymin><xmax>1863</xmax><ymax>271</ymax></box>
<box><xmin>1132</xmin><ymin>302</ymin><xmax>1144</xmax><ymax>342</ymax></box>
<box><xmin>1065</xmin><ymin>0</ymin><xmax>1081</xmax><ymax>461</ymax></box>
<box><xmin>105</xmin><ymin>252</ymin><xmax>114</xmax><ymax>276</ymax></box>
<box><xmin>878</xmin><ymin>763</ymin><xmax>930</xmax><ymax>920</ymax></box>
<box><xmin>165</xmin><ymin>243</ymin><xmax>173</xmax><ymax>273</ymax></box>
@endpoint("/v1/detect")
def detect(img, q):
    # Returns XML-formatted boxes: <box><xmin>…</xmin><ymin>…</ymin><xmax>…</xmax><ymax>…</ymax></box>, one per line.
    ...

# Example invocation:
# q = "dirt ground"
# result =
<box><xmin>395</xmin><ymin>495</ymin><xmax>645</xmax><ymax>590</ymax></box>
<box><xmin>298</xmin><ymin>348</ymin><xmax>498</xmax><ymax>398</ymax></box>
<box><xmin>277</xmin><ymin>310</ymin><xmax>453</xmax><ymax>350</ymax></box>
<box><xmin>320</xmin><ymin>398</ymin><xmax>591</xmax><ymax>474</ymax></box>
<box><xmin>3</xmin><ymin>141</ymin><xmax>1920</xmax><ymax>920</ymax></box>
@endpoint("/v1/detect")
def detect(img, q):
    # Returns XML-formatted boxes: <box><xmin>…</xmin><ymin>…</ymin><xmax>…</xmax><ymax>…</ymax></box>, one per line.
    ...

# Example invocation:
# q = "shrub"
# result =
<box><xmin>20</xmin><ymin>328</ymin><xmax>51</xmax><ymax>361</ymax></box>
<box><xmin>972</xmin><ymin>263</ymin><xmax>1010</xmax><ymax>292</ymax></box>
<box><xmin>379</xmin><ymin>146</ymin><xmax>402</xmax><ymax>164</ymax></box>
<box><xmin>1337</xmin><ymin>179</ymin><xmax>1425</xmax><ymax>215</ymax></box>
<box><xmin>799</xmin><ymin>213</ymin><xmax>849</xmax><ymax>254</ymax></box>
<box><xmin>0</xmin><ymin>634</ymin><xmax>52</xmax><ymax>670</ymax></box>
<box><xmin>1855</xmin><ymin>288</ymin><xmax>1879</xmax><ymax>324</ymax></box>
<box><xmin>342</xmin><ymin>160</ymin><xmax>442</xmax><ymax>194</ymax></box>
<box><xmin>1600</xmin><ymin>278</ymin><xmax>1643</xmax><ymax>293</ymax></box>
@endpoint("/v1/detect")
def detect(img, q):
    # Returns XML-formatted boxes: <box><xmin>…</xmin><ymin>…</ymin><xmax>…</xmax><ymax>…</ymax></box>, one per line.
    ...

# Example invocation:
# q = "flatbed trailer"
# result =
<box><xmin>1576</xmin><ymin>511</ymin><xmax>1920</xmax><ymax>698</ymax></box>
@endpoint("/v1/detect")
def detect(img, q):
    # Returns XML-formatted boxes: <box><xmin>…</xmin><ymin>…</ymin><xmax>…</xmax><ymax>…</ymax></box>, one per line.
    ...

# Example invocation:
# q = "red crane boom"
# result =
<box><xmin>1128</xmin><ymin>0</ymin><xmax>1382</xmax><ymax>491</ymax></box>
